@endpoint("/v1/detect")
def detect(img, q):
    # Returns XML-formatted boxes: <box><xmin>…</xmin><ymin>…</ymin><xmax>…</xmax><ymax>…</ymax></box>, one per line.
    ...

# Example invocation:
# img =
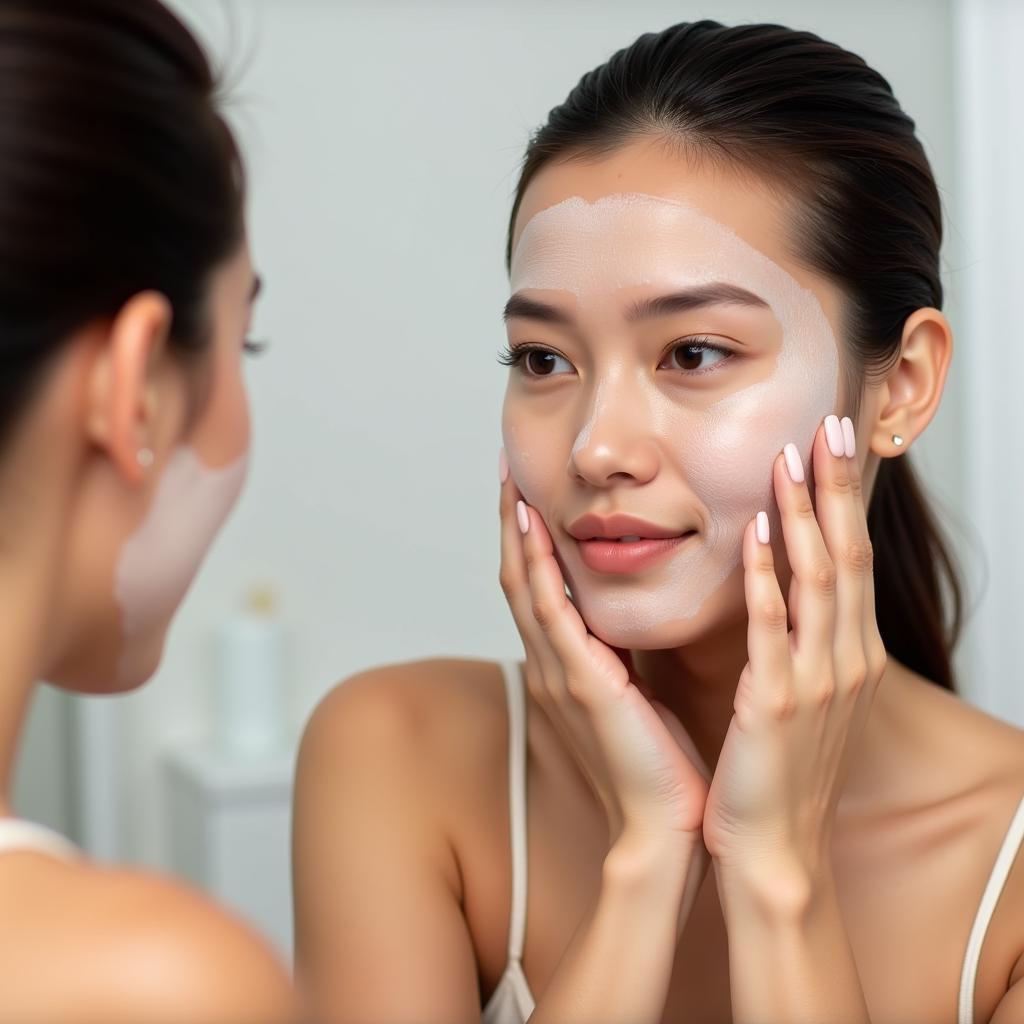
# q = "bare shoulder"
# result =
<box><xmin>294</xmin><ymin>656</ymin><xmax>515</xmax><ymax>906</ymax></box>
<box><xmin>897</xmin><ymin>666</ymin><xmax>1024</xmax><ymax>791</ymax></box>
<box><xmin>292</xmin><ymin>658</ymin><xmax>512</xmax><ymax>1020</ymax></box>
<box><xmin>298</xmin><ymin>656</ymin><xmax>511</xmax><ymax>781</ymax></box>
<box><xmin>913</xmin><ymin>676</ymin><xmax>1024</xmax><ymax>1014</ymax></box>
<box><xmin>0</xmin><ymin>854</ymin><xmax>296</xmax><ymax>1023</ymax></box>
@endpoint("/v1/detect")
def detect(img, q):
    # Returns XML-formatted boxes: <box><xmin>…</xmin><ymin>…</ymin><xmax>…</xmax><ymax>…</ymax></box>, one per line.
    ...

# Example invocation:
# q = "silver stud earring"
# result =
<box><xmin>891</xmin><ymin>434</ymin><xmax>904</xmax><ymax>448</ymax></box>
<box><xmin>137</xmin><ymin>447</ymin><xmax>154</xmax><ymax>468</ymax></box>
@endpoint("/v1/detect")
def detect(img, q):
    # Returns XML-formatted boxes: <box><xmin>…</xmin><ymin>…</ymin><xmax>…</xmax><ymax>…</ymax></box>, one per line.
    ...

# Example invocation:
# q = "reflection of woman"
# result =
<box><xmin>294</xmin><ymin>20</ymin><xmax>1023</xmax><ymax>1024</ymax></box>
<box><xmin>0</xmin><ymin>2</ymin><xmax>295</xmax><ymax>1019</ymax></box>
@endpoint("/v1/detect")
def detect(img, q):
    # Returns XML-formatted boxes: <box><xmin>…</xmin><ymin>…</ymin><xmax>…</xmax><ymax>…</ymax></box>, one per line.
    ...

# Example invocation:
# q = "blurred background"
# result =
<box><xmin>11</xmin><ymin>0</ymin><xmax>1022</xmax><ymax>960</ymax></box>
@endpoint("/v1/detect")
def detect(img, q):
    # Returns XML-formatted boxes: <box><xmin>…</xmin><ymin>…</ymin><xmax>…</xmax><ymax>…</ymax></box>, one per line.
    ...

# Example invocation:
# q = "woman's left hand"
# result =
<box><xmin>702</xmin><ymin>414</ymin><xmax>888</xmax><ymax>891</ymax></box>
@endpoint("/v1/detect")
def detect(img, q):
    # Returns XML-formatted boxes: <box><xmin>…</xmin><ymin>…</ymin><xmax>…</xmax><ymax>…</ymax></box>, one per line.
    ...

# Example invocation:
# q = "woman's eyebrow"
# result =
<box><xmin>625</xmin><ymin>283</ymin><xmax>769</xmax><ymax>321</ymax></box>
<box><xmin>503</xmin><ymin>283</ymin><xmax>769</xmax><ymax>325</ymax></box>
<box><xmin>503</xmin><ymin>293</ymin><xmax>573</xmax><ymax>325</ymax></box>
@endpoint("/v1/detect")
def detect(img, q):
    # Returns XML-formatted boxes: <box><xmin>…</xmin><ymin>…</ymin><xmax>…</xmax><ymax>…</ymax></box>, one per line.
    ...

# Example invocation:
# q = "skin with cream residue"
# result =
<box><xmin>114</xmin><ymin>446</ymin><xmax>248</xmax><ymax>685</ymax></box>
<box><xmin>503</xmin><ymin>191</ymin><xmax>840</xmax><ymax>648</ymax></box>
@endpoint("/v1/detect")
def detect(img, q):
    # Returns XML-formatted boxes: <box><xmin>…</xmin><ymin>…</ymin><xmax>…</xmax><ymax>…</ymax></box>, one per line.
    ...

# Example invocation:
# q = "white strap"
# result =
<box><xmin>958</xmin><ymin>794</ymin><xmax>1024</xmax><ymax>1024</ymax></box>
<box><xmin>501</xmin><ymin>661</ymin><xmax>529</xmax><ymax>962</ymax></box>
<box><xmin>0</xmin><ymin>818</ymin><xmax>79</xmax><ymax>861</ymax></box>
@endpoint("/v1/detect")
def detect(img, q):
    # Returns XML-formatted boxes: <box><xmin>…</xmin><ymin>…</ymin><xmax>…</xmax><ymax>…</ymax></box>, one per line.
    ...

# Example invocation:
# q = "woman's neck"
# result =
<box><xmin>0</xmin><ymin>551</ymin><xmax>59</xmax><ymax>818</ymax></box>
<box><xmin>633</xmin><ymin>617</ymin><xmax>751</xmax><ymax>772</ymax></box>
<box><xmin>0</xmin><ymin>441</ymin><xmax>75</xmax><ymax>816</ymax></box>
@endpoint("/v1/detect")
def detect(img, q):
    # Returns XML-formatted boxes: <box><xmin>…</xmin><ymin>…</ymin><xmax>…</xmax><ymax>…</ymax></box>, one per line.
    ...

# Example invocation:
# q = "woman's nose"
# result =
<box><xmin>568</xmin><ymin>387</ymin><xmax>660</xmax><ymax>488</ymax></box>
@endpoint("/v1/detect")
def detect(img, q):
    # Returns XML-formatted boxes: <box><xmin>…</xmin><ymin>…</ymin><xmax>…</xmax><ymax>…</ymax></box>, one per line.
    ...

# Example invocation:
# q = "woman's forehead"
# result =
<box><xmin>512</xmin><ymin>140</ymin><xmax>790</xmax><ymax>263</ymax></box>
<box><xmin>510</xmin><ymin>143</ymin><xmax>845</xmax><ymax>340</ymax></box>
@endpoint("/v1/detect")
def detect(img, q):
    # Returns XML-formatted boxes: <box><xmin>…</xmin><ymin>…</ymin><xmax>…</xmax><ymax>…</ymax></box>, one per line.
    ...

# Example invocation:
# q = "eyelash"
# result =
<box><xmin>244</xmin><ymin>338</ymin><xmax>268</xmax><ymax>357</ymax></box>
<box><xmin>497</xmin><ymin>337</ymin><xmax>733</xmax><ymax>377</ymax></box>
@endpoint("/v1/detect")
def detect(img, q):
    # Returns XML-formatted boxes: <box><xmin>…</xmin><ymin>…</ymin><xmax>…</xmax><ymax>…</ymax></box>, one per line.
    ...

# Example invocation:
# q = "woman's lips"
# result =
<box><xmin>577</xmin><ymin>532</ymin><xmax>696</xmax><ymax>575</ymax></box>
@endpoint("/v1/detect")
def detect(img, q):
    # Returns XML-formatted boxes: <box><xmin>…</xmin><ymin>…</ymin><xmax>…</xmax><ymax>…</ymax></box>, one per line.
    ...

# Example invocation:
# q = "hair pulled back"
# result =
<box><xmin>0</xmin><ymin>0</ymin><xmax>245</xmax><ymax>448</ymax></box>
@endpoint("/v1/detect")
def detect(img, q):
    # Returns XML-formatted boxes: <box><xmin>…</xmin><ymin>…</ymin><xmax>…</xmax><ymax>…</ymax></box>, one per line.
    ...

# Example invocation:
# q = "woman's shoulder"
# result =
<box><xmin>0</xmin><ymin>851</ymin><xmax>294</xmax><ymax>1022</ymax></box>
<box><xmin>292</xmin><ymin>657</ymin><xmax>519</xmax><ymax>965</ymax></box>
<box><xmin>896</xmin><ymin>666</ymin><xmax>1024</xmax><ymax>793</ymax></box>
<box><xmin>911</xmin><ymin>677</ymin><xmax>1024</xmax><ymax>1018</ymax></box>
<box><xmin>301</xmin><ymin>657</ymin><xmax>513</xmax><ymax>772</ymax></box>
<box><xmin>296</xmin><ymin>658</ymin><xmax>518</xmax><ymax>857</ymax></box>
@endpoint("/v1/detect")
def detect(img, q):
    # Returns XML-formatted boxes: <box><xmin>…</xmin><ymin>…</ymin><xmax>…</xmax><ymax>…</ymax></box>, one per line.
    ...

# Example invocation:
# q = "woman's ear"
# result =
<box><xmin>85</xmin><ymin>291</ymin><xmax>174</xmax><ymax>485</ymax></box>
<box><xmin>869</xmin><ymin>306</ymin><xmax>953</xmax><ymax>456</ymax></box>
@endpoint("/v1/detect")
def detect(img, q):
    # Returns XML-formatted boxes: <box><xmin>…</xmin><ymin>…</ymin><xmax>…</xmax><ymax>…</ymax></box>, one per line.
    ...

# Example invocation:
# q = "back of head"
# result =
<box><xmin>0</xmin><ymin>0</ymin><xmax>245</xmax><ymax>449</ymax></box>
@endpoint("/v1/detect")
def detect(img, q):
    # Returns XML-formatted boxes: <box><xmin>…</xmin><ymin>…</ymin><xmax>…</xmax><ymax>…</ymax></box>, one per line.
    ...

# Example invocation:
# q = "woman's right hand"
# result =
<box><xmin>499</xmin><ymin>460</ymin><xmax>711</xmax><ymax>874</ymax></box>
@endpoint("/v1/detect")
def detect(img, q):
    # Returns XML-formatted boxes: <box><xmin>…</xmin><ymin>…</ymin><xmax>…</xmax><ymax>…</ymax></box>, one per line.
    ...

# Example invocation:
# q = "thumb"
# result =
<box><xmin>649</xmin><ymin>699</ymin><xmax>712</xmax><ymax>783</ymax></box>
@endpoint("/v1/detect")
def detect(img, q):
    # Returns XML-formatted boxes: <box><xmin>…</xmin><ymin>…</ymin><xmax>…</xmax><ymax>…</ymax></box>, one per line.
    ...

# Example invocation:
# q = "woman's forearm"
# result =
<box><xmin>527</xmin><ymin>837</ymin><xmax>701</xmax><ymax>1024</ymax></box>
<box><xmin>716</xmin><ymin>860</ymin><xmax>871</xmax><ymax>1024</ymax></box>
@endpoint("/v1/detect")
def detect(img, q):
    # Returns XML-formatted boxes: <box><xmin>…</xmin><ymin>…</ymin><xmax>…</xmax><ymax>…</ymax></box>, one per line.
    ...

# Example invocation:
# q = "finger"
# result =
<box><xmin>743</xmin><ymin>513</ymin><xmax>792</xmax><ymax>711</ymax></box>
<box><xmin>498</xmin><ymin>455</ymin><xmax>560</xmax><ymax>683</ymax></box>
<box><xmin>840</xmin><ymin>423</ymin><xmax>888</xmax><ymax>714</ymax></box>
<box><xmin>776</xmin><ymin>427</ymin><xmax>836</xmax><ymax>666</ymax></box>
<box><xmin>812</xmin><ymin>414</ymin><xmax>868</xmax><ymax>693</ymax></box>
<box><xmin>840</xmin><ymin>419</ymin><xmax>887</xmax><ymax>675</ymax></box>
<box><xmin>612</xmin><ymin>647</ymin><xmax>649</xmax><ymax>697</ymax></box>
<box><xmin>650</xmin><ymin>700</ymin><xmax>711</xmax><ymax>783</ymax></box>
<box><xmin>518</xmin><ymin>501</ymin><xmax>625</xmax><ymax>704</ymax></box>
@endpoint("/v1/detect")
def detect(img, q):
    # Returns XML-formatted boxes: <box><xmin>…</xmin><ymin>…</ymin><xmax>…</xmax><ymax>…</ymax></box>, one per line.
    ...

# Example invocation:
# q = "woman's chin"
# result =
<box><xmin>574</xmin><ymin>580</ymin><xmax>746</xmax><ymax>652</ymax></box>
<box><xmin>113</xmin><ymin>635</ymin><xmax>166</xmax><ymax>691</ymax></box>
<box><xmin>47</xmin><ymin>632</ymin><xmax>167</xmax><ymax>694</ymax></box>
<box><xmin>580</xmin><ymin>606</ymin><xmax>707</xmax><ymax>651</ymax></box>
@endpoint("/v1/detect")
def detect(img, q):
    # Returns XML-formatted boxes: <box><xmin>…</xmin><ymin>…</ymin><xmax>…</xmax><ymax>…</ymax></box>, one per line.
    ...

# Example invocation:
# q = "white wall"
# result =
<box><xmin>68</xmin><ymin>0</ymin><xmax>962</xmax><ymax>867</ymax></box>
<box><xmin>953</xmin><ymin>0</ymin><xmax>1024</xmax><ymax>724</ymax></box>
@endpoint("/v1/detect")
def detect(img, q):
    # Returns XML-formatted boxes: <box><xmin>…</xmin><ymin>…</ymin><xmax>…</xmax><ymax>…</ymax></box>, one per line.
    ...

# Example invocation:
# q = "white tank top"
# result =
<box><xmin>481</xmin><ymin>661</ymin><xmax>1024</xmax><ymax>1024</ymax></box>
<box><xmin>0</xmin><ymin>817</ymin><xmax>79</xmax><ymax>861</ymax></box>
<box><xmin>481</xmin><ymin>662</ymin><xmax>535</xmax><ymax>1024</ymax></box>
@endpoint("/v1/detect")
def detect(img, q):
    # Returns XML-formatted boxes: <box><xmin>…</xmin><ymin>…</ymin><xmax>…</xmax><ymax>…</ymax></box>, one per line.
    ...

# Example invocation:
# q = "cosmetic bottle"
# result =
<box><xmin>214</xmin><ymin>586</ymin><xmax>286</xmax><ymax>758</ymax></box>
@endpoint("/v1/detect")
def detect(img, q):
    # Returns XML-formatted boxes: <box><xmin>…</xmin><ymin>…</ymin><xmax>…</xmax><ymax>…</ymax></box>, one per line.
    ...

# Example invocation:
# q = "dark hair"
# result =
<box><xmin>507</xmin><ymin>20</ymin><xmax>963</xmax><ymax>691</ymax></box>
<box><xmin>0</xmin><ymin>0</ymin><xmax>245</xmax><ymax>448</ymax></box>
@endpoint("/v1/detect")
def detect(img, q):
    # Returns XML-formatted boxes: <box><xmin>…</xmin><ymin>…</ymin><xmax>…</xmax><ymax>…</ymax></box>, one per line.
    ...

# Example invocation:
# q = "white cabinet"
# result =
<box><xmin>164</xmin><ymin>746</ymin><xmax>295</xmax><ymax>960</ymax></box>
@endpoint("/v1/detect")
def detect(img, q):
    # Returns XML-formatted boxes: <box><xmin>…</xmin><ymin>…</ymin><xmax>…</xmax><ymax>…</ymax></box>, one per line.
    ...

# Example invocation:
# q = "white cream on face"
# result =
<box><xmin>505</xmin><ymin>193</ymin><xmax>839</xmax><ymax>647</ymax></box>
<box><xmin>114</xmin><ymin>446</ymin><xmax>248</xmax><ymax>685</ymax></box>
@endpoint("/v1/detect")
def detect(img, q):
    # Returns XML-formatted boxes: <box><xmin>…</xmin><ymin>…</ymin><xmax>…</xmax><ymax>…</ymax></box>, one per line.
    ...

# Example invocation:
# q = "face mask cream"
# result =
<box><xmin>505</xmin><ymin>193</ymin><xmax>839</xmax><ymax>646</ymax></box>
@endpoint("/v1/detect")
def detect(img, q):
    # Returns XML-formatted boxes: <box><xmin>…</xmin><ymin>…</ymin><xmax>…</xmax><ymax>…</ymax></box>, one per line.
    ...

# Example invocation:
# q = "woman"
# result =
<box><xmin>0</xmin><ymin>1</ymin><xmax>296</xmax><ymax>1020</ymax></box>
<box><xmin>294</xmin><ymin>20</ymin><xmax>1023</xmax><ymax>1024</ymax></box>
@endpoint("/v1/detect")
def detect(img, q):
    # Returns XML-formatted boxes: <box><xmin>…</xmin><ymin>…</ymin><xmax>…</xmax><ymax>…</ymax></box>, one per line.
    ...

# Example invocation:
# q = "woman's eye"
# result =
<box><xmin>500</xmin><ymin>346</ymin><xmax>575</xmax><ymax>378</ymax></box>
<box><xmin>243</xmin><ymin>338</ymin><xmax>268</xmax><ymax>357</ymax></box>
<box><xmin>660</xmin><ymin>338</ymin><xmax>731</xmax><ymax>374</ymax></box>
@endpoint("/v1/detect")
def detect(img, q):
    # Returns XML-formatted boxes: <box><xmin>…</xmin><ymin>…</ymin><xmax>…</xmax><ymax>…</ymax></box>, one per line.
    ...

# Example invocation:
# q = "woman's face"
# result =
<box><xmin>50</xmin><ymin>241</ymin><xmax>258</xmax><ymax>692</ymax></box>
<box><xmin>502</xmin><ymin>139</ymin><xmax>847</xmax><ymax>649</ymax></box>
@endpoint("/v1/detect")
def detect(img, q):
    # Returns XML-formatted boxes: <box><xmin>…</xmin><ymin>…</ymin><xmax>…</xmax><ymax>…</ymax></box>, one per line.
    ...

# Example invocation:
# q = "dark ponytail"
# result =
<box><xmin>868</xmin><ymin>458</ymin><xmax>961</xmax><ymax>690</ymax></box>
<box><xmin>0</xmin><ymin>0</ymin><xmax>244</xmax><ymax>448</ymax></box>
<box><xmin>507</xmin><ymin>19</ymin><xmax>964</xmax><ymax>690</ymax></box>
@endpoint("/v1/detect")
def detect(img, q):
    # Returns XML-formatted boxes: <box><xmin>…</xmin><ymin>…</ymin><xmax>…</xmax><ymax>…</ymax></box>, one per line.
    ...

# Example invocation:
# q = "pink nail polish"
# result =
<box><xmin>499</xmin><ymin>447</ymin><xmax>509</xmax><ymax>483</ymax></box>
<box><xmin>825</xmin><ymin>414</ymin><xmax>845</xmax><ymax>458</ymax></box>
<box><xmin>756</xmin><ymin>510</ymin><xmax>770</xmax><ymax>545</ymax></box>
<box><xmin>516</xmin><ymin>500</ymin><xmax>530</xmax><ymax>534</ymax></box>
<box><xmin>840</xmin><ymin>416</ymin><xmax>856</xmax><ymax>458</ymax></box>
<box><xmin>783</xmin><ymin>442</ymin><xmax>804</xmax><ymax>483</ymax></box>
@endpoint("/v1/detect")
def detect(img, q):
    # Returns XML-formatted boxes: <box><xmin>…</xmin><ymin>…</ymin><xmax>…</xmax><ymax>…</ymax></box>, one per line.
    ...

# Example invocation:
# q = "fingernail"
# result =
<box><xmin>516</xmin><ymin>500</ymin><xmax>530</xmax><ymax>534</ymax></box>
<box><xmin>756</xmin><ymin>510</ymin><xmax>770</xmax><ymax>545</ymax></box>
<box><xmin>499</xmin><ymin>447</ymin><xmax>509</xmax><ymax>483</ymax></box>
<box><xmin>783</xmin><ymin>442</ymin><xmax>804</xmax><ymax>483</ymax></box>
<box><xmin>825</xmin><ymin>414</ymin><xmax>845</xmax><ymax>458</ymax></box>
<box><xmin>840</xmin><ymin>416</ymin><xmax>856</xmax><ymax>458</ymax></box>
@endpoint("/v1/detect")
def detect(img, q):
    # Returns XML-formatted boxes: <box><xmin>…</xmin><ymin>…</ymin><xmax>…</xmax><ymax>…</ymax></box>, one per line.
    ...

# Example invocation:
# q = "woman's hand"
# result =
<box><xmin>499</xmin><ymin>455</ymin><xmax>710</xmax><ymax>865</ymax></box>
<box><xmin>702</xmin><ymin>415</ymin><xmax>888</xmax><ymax>892</ymax></box>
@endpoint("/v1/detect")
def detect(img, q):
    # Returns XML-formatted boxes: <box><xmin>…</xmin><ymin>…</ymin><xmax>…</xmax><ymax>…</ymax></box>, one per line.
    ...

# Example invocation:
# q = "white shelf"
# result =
<box><xmin>164</xmin><ymin>744</ymin><xmax>295</xmax><ymax>961</ymax></box>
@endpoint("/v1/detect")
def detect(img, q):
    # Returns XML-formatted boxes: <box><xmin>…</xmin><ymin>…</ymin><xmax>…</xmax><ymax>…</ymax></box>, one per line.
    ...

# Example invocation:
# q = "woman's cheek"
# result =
<box><xmin>502</xmin><ymin>420</ymin><xmax>554</xmax><ymax>509</ymax></box>
<box><xmin>680</xmin><ymin>384</ymin><xmax>813</xmax><ymax>516</ymax></box>
<box><xmin>190</xmin><ymin>353</ymin><xmax>251</xmax><ymax>469</ymax></box>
